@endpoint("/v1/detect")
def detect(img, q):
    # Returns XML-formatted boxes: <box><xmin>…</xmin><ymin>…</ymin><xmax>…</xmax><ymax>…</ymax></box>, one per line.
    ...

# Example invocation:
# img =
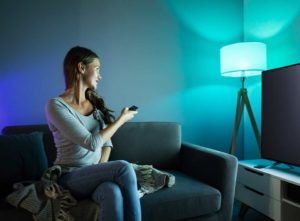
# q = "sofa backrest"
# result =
<box><xmin>2</xmin><ymin>122</ymin><xmax>182</xmax><ymax>170</ymax></box>
<box><xmin>111</xmin><ymin>122</ymin><xmax>181</xmax><ymax>169</ymax></box>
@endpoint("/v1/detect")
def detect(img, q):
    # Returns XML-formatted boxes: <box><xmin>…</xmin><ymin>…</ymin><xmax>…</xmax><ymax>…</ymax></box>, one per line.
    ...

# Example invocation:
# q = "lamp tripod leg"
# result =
<box><xmin>230</xmin><ymin>90</ymin><xmax>244</xmax><ymax>155</ymax></box>
<box><xmin>242</xmin><ymin>91</ymin><xmax>262</xmax><ymax>153</ymax></box>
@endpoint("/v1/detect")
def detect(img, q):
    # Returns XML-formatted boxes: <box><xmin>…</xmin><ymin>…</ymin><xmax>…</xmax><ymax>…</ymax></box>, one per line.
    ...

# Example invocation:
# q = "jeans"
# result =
<box><xmin>58</xmin><ymin>160</ymin><xmax>141</xmax><ymax>221</ymax></box>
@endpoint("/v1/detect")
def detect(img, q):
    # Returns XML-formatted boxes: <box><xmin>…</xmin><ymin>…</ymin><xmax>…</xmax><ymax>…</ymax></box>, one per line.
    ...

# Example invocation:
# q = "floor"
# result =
<box><xmin>232</xmin><ymin>201</ymin><xmax>273</xmax><ymax>221</ymax></box>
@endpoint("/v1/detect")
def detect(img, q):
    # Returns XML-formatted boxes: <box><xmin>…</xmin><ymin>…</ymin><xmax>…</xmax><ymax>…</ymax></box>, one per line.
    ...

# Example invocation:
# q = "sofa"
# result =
<box><xmin>0</xmin><ymin>122</ymin><xmax>238</xmax><ymax>221</ymax></box>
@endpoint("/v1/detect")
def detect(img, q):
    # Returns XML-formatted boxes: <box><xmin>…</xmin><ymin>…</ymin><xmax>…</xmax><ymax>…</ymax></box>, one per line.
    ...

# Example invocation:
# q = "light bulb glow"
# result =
<box><xmin>220</xmin><ymin>42</ymin><xmax>267</xmax><ymax>77</ymax></box>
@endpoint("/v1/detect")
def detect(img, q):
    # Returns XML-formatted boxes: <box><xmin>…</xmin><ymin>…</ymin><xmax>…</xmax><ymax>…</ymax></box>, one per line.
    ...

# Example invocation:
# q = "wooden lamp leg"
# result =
<box><xmin>230</xmin><ymin>89</ymin><xmax>244</xmax><ymax>155</ymax></box>
<box><xmin>238</xmin><ymin>203</ymin><xmax>249</xmax><ymax>218</ymax></box>
<box><xmin>242</xmin><ymin>89</ymin><xmax>262</xmax><ymax>152</ymax></box>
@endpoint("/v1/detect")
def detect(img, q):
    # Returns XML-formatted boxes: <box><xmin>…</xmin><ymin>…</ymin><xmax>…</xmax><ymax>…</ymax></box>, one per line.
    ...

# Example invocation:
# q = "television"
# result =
<box><xmin>262</xmin><ymin>63</ymin><xmax>300</xmax><ymax>167</ymax></box>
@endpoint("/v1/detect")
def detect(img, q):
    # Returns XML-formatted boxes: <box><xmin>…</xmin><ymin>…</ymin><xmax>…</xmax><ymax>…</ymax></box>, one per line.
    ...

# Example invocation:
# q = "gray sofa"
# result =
<box><xmin>0</xmin><ymin>122</ymin><xmax>238</xmax><ymax>221</ymax></box>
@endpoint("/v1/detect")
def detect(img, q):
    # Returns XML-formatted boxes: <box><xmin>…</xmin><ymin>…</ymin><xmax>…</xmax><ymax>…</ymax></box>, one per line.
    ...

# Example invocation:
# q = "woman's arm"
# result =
<box><xmin>99</xmin><ymin>146</ymin><xmax>112</xmax><ymax>163</ymax></box>
<box><xmin>46</xmin><ymin>98</ymin><xmax>104</xmax><ymax>151</ymax></box>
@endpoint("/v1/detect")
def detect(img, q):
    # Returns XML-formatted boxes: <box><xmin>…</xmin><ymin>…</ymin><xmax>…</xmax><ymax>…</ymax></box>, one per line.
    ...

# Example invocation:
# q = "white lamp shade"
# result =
<box><xmin>220</xmin><ymin>42</ymin><xmax>267</xmax><ymax>77</ymax></box>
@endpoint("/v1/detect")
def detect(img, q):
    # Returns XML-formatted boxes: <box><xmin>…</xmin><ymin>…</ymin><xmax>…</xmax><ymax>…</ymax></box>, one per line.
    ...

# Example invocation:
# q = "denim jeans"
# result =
<box><xmin>58</xmin><ymin>160</ymin><xmax>141</xmax><ymax>221</ymax></box>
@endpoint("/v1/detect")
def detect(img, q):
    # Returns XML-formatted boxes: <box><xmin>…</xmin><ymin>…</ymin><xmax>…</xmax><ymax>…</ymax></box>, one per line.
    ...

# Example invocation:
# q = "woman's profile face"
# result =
<box><xmin>83</xmin><ymin>58</ymin><xmax>101</xmax><ymax>90</ymax></box>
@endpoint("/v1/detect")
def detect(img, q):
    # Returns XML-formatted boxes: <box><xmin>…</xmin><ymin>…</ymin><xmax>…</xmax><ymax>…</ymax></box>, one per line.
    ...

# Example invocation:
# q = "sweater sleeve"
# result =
<box><xmin>103</xmin><ymin>139</ymin><xmax>113</xmax><ymax>148</ymax></box>
<box><xmin>45</xmin><ymin>98</ymin><xmax>104</xmax><ymax>151</ymax></box>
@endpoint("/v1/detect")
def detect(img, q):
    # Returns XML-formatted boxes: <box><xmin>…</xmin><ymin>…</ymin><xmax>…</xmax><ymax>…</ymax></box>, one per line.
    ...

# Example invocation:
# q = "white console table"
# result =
<box><xmin>235</xmin><ymin>159</ymin><xmax>300</xmax><ymax>221</ymax></box>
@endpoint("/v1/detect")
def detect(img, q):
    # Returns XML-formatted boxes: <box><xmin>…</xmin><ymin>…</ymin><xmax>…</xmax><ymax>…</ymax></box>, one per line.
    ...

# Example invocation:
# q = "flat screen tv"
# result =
<box><xmin>262</xmin><ymin>63</ymin><xmax>300</xmax><ymax>167</ymax></box>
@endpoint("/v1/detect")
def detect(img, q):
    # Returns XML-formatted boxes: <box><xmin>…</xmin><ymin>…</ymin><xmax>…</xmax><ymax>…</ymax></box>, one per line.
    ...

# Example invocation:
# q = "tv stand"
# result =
<box><xmin>236</xmin><ymin>159</ymin><xmax>300</xmax><ymax>221</ymax></box>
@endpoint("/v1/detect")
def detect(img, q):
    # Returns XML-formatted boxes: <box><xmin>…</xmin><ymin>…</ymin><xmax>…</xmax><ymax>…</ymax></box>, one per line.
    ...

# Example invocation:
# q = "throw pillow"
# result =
<box><xmin>0</xmin><ymin>132</ymin><xmax>48</xmax><ymax>198</ymax></box>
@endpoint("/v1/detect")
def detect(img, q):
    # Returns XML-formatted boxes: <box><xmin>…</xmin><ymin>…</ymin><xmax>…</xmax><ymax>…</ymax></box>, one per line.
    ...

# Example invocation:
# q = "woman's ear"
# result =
<box><xmin>77</xmin><ymin>62</ymin><xmax>86</xmax><ymax>74</ymax></box>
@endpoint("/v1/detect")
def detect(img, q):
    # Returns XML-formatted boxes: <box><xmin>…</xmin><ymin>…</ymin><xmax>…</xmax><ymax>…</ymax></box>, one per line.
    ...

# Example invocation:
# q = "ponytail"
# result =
<box><xmin>85</xmin><ymin>88</ymin><xmax>115</xmax><ymax>124</ymax></box>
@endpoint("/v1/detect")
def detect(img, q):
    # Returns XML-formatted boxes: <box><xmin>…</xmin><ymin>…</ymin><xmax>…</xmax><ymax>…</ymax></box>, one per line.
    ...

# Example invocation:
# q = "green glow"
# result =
<box><xmin>165</xmin><ymin>0</ymin><xmax>243</xmax><ymax>42</ymax></box>
<box><xmin>244</xmin><ymin>0</ymin><xmax>300</xmax><ymax>38</ymax></box>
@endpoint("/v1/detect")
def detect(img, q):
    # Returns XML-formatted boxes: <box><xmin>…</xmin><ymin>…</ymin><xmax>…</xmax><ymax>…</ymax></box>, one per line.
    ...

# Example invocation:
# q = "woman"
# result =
<box><xmin>45</xmin><ymin>46</ymin><xmax>141</xmax><ymax>221</ymax></box>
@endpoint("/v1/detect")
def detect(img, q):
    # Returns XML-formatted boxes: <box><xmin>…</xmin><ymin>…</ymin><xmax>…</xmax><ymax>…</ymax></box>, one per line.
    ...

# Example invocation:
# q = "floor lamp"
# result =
<box><xmin>220</xmin><ymin>42</ymin><xmax>267</xmax><ymax>156</ymax></box>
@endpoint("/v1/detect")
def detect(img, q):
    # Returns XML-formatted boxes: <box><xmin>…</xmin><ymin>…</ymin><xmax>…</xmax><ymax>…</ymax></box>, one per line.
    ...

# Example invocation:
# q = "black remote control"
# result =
<box><xmin>129</xmin><ymin>105</ymin><xmax>138</xmax><ymax>111</ymax></box>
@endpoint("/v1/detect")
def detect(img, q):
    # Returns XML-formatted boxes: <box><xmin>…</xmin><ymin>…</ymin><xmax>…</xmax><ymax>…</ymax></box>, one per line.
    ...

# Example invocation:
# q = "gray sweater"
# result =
<box><xmin>45</xmin><ymin>97</ymin><xmax>112</xmax><ymax>167</ymax></box>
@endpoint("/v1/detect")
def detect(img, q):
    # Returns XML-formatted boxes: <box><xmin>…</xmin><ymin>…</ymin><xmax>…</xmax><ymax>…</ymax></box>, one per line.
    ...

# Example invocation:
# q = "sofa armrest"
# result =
<box><xmin>180</xmin><ymin>142</ymin><xmax>238</xmax><ymax>221</ymax></box>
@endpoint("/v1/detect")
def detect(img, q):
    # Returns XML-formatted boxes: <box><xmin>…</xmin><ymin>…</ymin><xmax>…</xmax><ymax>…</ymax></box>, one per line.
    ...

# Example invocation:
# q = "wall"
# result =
<box><xmin>0</xmin><ymin>0</ymin><xmax>243</xmax><ymax>154</ymax></box>
<box><xmin>243</xmin><ymin>0</ymin><xmax>300</xmax><ymax>159</ymax></box>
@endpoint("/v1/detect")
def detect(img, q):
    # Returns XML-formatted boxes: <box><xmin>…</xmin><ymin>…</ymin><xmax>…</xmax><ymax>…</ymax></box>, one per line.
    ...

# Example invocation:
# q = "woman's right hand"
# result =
<box><xmin>119</xmin><ymin>107</ymin><xmax>138</xmax><ymax>124</ymax></box>
<box><xmin>99</xmin><ymin>107</ymin><xmax>138</xmax><ymax>143</ymax></box>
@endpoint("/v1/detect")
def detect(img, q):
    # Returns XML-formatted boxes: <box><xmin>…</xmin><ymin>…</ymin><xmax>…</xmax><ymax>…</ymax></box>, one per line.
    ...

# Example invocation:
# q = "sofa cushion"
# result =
<box><xmin>0</xmin><ymin>132</ymin><xmax>48</xmax><ymax>198</ymax></box>
<box><xmin>2</xmin><ymin>124</ymin><xmax>56</xmax><ymax>167</ymax></box>
<box><xmin>140</xmin><ymin>170</ymin><xmax>221</xmax><ymax>221</ymax></box>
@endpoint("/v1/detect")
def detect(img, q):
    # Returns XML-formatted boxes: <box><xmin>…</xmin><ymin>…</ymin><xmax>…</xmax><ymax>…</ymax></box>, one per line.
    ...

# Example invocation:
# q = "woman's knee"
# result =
<box><xmin>116</xmin><ymin>160</ymin><xmax>137</xmax><ymax>183</ymax></box>
<box><xmin>118</xmin><ymin>160</ymin><xmax>134</xmax><ymax>173</ymax></box>
<box><xmin>116</xmin><ymin>160</ymin><xmax>131</xmax><ymax>168</ymax></box>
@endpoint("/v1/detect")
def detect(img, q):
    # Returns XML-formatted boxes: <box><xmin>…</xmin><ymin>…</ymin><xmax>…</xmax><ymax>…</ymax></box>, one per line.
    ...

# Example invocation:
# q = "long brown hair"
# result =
<box><xmin>63</xmin><ymin>46</ymin><xmax>115</xmax><ymax>124</ymax></box>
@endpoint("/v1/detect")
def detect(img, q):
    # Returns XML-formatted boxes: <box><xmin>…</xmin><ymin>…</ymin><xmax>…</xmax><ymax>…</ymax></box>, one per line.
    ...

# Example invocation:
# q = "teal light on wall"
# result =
<box><xmin>220</xmin><ymin>42</ymin><xmax>267</xmax><ymax>77</ymax></box>
<box><xmin>165</xmin><ymin>0</ymin><xmax>243</xmax><ymax>42</ymax></box>
<box><xmin>244</xmin><ymin>0</ymin><xmax>300</xmax><ymax>39</ymax></box>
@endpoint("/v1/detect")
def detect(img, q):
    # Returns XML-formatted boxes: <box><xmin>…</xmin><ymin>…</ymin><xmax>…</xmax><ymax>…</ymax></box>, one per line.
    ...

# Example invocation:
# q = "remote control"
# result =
<box><xmin>129</xmin><ymin>105</ymin><xmax>138</xmax><ymax>111</ymax></box>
